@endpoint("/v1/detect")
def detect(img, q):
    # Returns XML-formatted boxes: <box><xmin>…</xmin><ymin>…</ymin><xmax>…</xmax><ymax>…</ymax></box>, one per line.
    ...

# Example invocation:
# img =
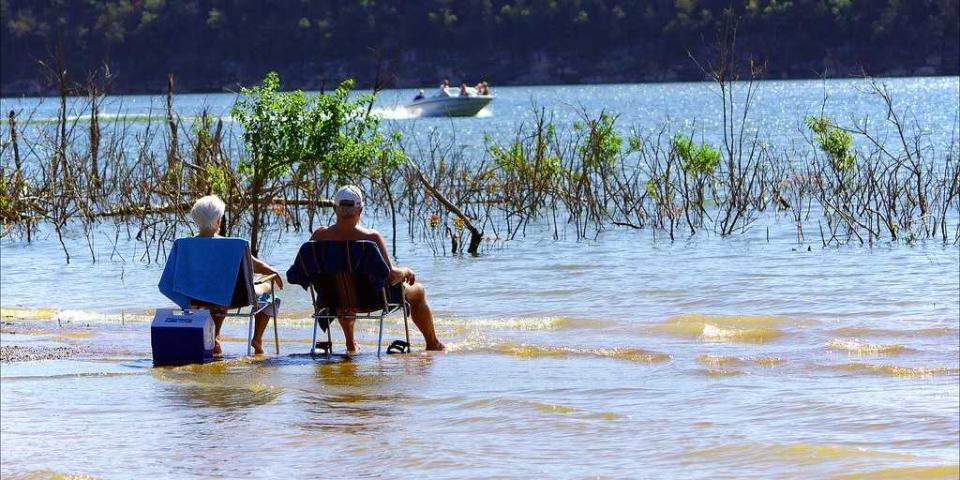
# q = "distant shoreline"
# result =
<box><xmin>4</xmin><ymin>1</ymin><xmax>956</xmax><ymax>98</ymax></box>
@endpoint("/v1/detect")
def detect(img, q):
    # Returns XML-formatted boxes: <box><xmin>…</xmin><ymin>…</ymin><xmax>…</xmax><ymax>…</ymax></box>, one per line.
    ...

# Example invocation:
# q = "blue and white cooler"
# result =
<box><xmin>151</xmin><ymin>309</ymin><xmax>215</xmax><ymax>366</ymax></box>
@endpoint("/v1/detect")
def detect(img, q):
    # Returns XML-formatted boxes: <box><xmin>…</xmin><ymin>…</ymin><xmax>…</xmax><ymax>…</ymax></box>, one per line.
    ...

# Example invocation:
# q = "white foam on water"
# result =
<box><xmin>55</xmin><ymin>309</ymin><xmax>108</xmax><ymax>322</ymax></box>
<box><xmin>370</xmin><ymin>106</ymin><xmax>418</xmax><ymax>120</ymax></box>
<box><xmin>826</xmin><ymin>338</ymin><xmax>911</xmax><ymax>355</ymax></box>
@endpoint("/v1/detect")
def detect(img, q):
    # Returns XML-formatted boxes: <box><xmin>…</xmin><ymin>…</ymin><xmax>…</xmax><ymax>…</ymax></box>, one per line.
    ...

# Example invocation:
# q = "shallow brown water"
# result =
<box><xmin>2</xmin><ymin>227</ymin><xmax>958</xmax><ymax>479</ymax></box>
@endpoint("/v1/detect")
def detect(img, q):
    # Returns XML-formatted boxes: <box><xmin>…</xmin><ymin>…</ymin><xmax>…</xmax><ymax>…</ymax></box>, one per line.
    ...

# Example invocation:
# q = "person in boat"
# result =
<box><xmin>438</xmin><ymin>78</ymin><xmax>450</xmax><ymax>96</ymax></box>
<box><xmin>481</xmin><ymin>81</ymin><xmax>491</xmax><ymax>96</ymax></box>
<box><xmin>188</xmin><ymin>195</ymin><xmax>284</xmax><ymax>355</ymax></box>
<box><xmin>459</xmin><ymin>83</ymin><xmax>470</xmax><ymax>97</ymax></box>
<box><xmin>308</xmin><ymin>185</ymin><xmax>444</xmax><ymax>352</ymax></box>
<box><xmin>413</xmin><ymin>89</ymin><xmax>425</xmax><ymax>101</ymax></box>
<box><xmin>474</xmin><ymin>82</ymin><xmax>485</xmax><ymax>95</ymax></box>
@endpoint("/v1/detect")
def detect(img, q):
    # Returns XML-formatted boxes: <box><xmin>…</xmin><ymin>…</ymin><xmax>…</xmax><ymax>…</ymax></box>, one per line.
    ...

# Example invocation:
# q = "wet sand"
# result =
<box><xmin>0</xmin><ymin>344</ymin><xmax>87</xmax><ymax>363</ymax></box>
<box><xmin>0</xmin><ymin>318</ymin><xmax>131</xmax><ymax>363</ymax></box>
<box><xmin>1</xmin><ymin>320</ymin><xmax>87</xmax><ymax>362</ymax></box>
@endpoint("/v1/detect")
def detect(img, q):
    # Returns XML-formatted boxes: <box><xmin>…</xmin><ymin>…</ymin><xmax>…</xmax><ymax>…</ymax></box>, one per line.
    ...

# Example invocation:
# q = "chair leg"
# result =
<box><xmin>273</xmin><ymin>316</ymin><xmax>280</xmax><ymax>355</ymax></box>
<box><xmin>246</xmin><ymin>313</ymin><xmax>254</xmax><ymax>356</ymax></box>
<box><xmin>272</xmin><ymin>285</ymin><xmax>280</xmax><ymax>355</ymax></box>
<box><xmin>326</xmin><ymin>320</ymin><xmax>333</xmax><ymax>360</ymax></box>
<box><xmin>402</xmin><ymin>284</ymin><xmax>412</xmax><ymax>346</ymax></box>
<box><xmin>272</xmin><ymin>315</ymin><xmax>280</xmax><ymax>355</ymax></box>
<box><xmin>377</xmin><ymin>313</ymin><xmax>385</xmax><ymax>358</ymax></box>
<box><xmin>402</xmin><ymin>302</ymin><xmax>411</xmax><ymax>346</ymax></box>
<box><xmin>310</xmin><ymin>317</ymin><xmax>319</xmax><ymax>356</ymax></box>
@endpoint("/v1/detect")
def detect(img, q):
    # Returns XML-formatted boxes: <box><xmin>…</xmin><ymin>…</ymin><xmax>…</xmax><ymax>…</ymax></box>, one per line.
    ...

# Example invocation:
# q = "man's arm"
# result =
<box><xmin>371</xmin><ymin>232</ymin><xmax>415</xmax><ymax>285</ymax></box>
<box><xmin>251</xmin><ymin>255</ymin><xmax>284</xmax><ymax>288</ymax></box>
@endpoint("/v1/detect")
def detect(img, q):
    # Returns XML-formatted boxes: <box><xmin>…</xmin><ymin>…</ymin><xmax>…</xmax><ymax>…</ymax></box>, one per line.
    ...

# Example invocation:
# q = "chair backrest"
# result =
<box><xmin>287</xmin><ymin>240</ymin><xmax>391</xmax><ymax>313</ymax></box>
<box><xmin>160</xmin><ymin>236</ymin><xmax>255</xmax><ymax>309</ymax></box>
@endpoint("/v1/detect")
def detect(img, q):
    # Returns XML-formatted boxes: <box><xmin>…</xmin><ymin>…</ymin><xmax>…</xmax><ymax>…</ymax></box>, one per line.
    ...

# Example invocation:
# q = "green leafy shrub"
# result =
<box><xmin>0</xmin><ymin>175</ymin><xmax>11</xmax><ymax>221</ymax></box>
<box><xmin>230</xmin><ymin>71</ymin><xmax>396</xmax><ymax>251</ymax></box>
<box><xmin>672</xmin><ymin>134</ymin><xmax>720</xmax><ymax>176</ymax></box>
<box><xmin>805</xmin><ymin>116</ymin><xmax>854</xmax><ymax>172</ymax></box>
<box><xmin>231</xmin><ymin>72</ymin><xmax>389</xmax><ymax>185</ymax></box>
<box><xmin>575</xmin><ymin>112</ymin><xmax>621</xmax><ymax>169</ymax></box>
<box><xmin>204</xmin><ymin>163</ymin><xmax>230</xmax><ymax>198</ymax></box>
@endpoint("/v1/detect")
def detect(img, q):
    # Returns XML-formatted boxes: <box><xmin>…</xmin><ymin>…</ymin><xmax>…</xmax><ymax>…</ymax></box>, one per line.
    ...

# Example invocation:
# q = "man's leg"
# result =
<box><xmin>210</xmin><ymin>308</ymin><xmax>227</xmax><ymax>355</ymax></box>
<box><xmin>250</xmin><ymin>311</ymin><xmax>271</xmax><ymax>355</ymax></box>
<box><xmin>404</xmin><ymin>283</ymin><xmax>444</xmax><ymax>351</ymax></box>
<box><xmin>338</xmin><ymin>315</ymin><xmax>358</xmax><ymax>353</ymax></box>
<box><xmin>250</xmin><ymin>281</ymin><xmax>276</xmax><ymax>355</ymax></box>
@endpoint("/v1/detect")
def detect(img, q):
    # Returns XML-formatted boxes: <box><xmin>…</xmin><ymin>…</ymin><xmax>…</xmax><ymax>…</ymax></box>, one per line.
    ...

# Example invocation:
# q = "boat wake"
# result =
<box><xmin>370</xmin><ymin>106</ymin><xmax>419</xmax><ymax>120</ymax></box>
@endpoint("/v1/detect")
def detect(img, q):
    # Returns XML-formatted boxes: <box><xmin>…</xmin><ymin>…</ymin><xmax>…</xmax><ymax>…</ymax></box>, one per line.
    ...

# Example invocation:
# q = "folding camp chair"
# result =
<box><xmin>244</xmin><ymin>274</ymin><xmax>280</xmax><ymax>356</ymax></box>
<box><xmin>159</xmin><ymin>237</ymin><xmax>280</xmax><ymax>356</ymax></box>
<box><xmin>286</xmin><ymin>240</ymin><xmax>411</xmax><ymax>358</ymax></box>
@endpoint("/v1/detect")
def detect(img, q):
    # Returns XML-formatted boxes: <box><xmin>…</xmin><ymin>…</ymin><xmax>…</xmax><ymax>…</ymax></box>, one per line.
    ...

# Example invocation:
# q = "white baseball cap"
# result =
<box><xmin>333</xmin><ymin>185</ymin><xmax>364</xmax><ymax>215</ymax></box>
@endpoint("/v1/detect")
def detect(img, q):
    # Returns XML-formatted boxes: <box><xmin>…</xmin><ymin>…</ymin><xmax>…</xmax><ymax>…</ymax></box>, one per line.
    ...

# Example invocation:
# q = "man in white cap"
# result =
<box><xmin>309</xmin><ymin>185</ymin><xmax>444</xmax><ymax>352</ymax></box>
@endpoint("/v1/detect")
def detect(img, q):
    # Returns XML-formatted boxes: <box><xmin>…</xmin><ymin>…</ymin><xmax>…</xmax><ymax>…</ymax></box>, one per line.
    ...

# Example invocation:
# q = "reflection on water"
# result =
<box><xmin>648</xmin><ymin>313</ymin><xmax>792</xmax><ymax>343</ymax></box>
<box><xmin>834</xmin><ymin>464</ymin><xmax>960</xmax><ymax>479</ymax></box>
<box><xmin>1</xmin><ymin>317</ymin><xmax>958</xmax><ymax>477</ymax></box>
<box><xmin>822</xmin><ymin>362</ymin><xmax>960</xmax><ymax>378</ymax></box>
<box><xmin>463</xmin><ymin>343</ymin><xmax>672</xmax><ymax>363</ymax></box>
<box><xmin>826</xmin><ymin>338</ymin><xmax>912</xmax><ymax>355</ymax></box>
<box><xmin>153</xmin><ymin>357</ymin><xmax>283</xmax><ymax>409</ymax></box>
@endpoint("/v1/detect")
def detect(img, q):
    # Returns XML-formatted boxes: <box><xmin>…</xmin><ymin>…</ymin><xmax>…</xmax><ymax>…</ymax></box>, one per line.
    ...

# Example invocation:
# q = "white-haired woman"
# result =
<box><xmin>190</xmin><ymin>195</ymin><xmax>284</xmax><ymax>355</ymax></box>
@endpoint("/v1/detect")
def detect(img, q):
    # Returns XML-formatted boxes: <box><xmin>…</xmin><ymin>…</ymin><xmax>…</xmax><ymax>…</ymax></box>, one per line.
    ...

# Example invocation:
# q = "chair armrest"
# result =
<box><xmin>255</xmin><ymin>273</ymin><xmax>278</xmax><ymax>285</ymax></box>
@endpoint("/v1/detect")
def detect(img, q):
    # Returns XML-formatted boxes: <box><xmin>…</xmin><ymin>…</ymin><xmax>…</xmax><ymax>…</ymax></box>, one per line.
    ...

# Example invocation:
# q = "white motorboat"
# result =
<box><xmin>404</xmin><ymin>87</ymin><xmax>493</xmax><ymax>117</ymax></box>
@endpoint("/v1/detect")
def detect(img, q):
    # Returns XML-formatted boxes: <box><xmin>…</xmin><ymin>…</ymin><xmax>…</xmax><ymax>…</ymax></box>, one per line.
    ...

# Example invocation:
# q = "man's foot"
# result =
<box><xmin>426</xmin><ymin>341</ymin><xmax>445</xmax><ymax>351</ymax></box>
<box><xmin>212</xmin><ymin>339</ymin><xmax>223</xmax><ymax>356</ymax></box>
<box><xmin>250</xmin><ymin>339</ymin><xmax>265</xmax><ymax>355</ymax></box>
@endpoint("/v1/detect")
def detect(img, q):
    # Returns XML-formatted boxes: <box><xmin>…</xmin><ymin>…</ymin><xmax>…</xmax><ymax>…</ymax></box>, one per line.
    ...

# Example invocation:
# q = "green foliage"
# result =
<box><xmin>575</xmin><ymin>112</ymin><xmax>621</xmax><ymax>169</ymax></box>
<box><xmin>371</xmin><ymin>131</ymin><xmax>408</xmax><ymax>177</ymax></box>
<box><xmin>192</xmin><ymin>111</ymin><xmax>217</xmax><ymax>161</ymax></box>
<box><xmin>804</xmin><ymin>116</ymin><xmax>831</xmax><ymax>136</ymax></box>
<box><xmin>0</xmin><ymin>175</ymin><xmax>11</xmax><ymax>220</ymax></box>
<box><xmin>489</xmin><ymin>140</ymin><xmax>562</xmax><ymax>181</ymax></box>
<box><xmin>672</xmin><ymin>134</ymin><xmax>720</xmax><ymax>176</ymax></box>
<box><xmin>232</xmin><ymin>72</ymin><xmax>307</xmax><ymax>181</ymax></box>
<box><xmin>204</xmin><ymin>163</ymin><xmax>230</xmax><ymax>197</ymax></box>
<box><xmin>489</xmin><ymin>141</ymin><xmax>525</xmax><ymax>174</ymax></box>
<box><xmin>805</xmin><ymin>116</ymin><xmax>855</xmax><ymax>173</ymax></box>
<box><xmin>231</xmin><ymin>72</ymin><xmax>389</xmax><ymax>186</ymax></box>
<box><xmin>191</xmin><ymin>111</ymin><xmax>215</xmax><ymax>136</ymax></box>
<box><xmin>645</xmin><ymin>178</ymin><xmax>658</xmax><ymax>199</ymax></box>
<box><xmin>164</xmin><ymin>159</ymin><xmax>182</xmax><ymax>184</ymax></box>
<box><xmin>488</xmin><ymin>118</ymin><xmax>563</xmax><ymax>185</ymax></box>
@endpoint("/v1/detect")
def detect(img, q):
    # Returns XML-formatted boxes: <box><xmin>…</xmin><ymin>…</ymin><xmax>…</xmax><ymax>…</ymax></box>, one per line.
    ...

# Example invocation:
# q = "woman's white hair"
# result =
<box><xmin>190</xmin><ymin>195</ymin><xmax>226</xmax><ymax>232</ymax></box>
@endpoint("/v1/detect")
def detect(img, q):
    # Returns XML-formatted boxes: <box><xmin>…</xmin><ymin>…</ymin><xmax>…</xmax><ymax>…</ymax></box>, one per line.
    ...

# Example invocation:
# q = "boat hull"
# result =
<box><xmin>404</xmin><ymin>96</ymin><xmax>492</xmax><ymax>117</ymax></box>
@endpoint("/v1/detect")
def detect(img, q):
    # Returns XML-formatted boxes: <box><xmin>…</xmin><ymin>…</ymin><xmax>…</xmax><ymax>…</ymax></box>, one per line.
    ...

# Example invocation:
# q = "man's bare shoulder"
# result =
<box><xmin>309</xmin><ymin>227</ymin><xmax>330</xmax><ymax>241</ymax></box>
<box><xmin>309</xmin><ymin>225</ymin><xmax>381</xmax><ymax>242</ymax></box>
<box><xmin>356</xmin><ymin>226</ymin><xmax>383</xmax><ymax>241</ymax></box>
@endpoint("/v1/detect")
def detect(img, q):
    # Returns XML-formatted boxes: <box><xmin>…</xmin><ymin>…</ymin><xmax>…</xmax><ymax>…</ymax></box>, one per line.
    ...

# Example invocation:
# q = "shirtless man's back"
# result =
<box><xmin>309</xmin><ymin>186</ymin><xmax>444</xmax><ymax>352</ymax></box>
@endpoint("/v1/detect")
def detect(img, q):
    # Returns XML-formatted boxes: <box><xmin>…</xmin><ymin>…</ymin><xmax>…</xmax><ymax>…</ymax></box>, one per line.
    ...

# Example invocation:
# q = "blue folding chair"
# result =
<box><xmin>286</xmin><ymin>240</ymin><xmax>411</xmax><ymax>358</ymax></box>
<box><xmin>159</xmin><ymin>237</ymin><xmax>280</xmax><ymax>356</ymax></box>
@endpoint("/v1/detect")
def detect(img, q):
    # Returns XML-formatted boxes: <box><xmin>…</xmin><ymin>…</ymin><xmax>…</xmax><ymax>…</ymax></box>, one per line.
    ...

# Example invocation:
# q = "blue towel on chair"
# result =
<box><xmin>158</xmin><ymin>237</ymin><xmax>251</xmax><ymax>308</ymax></box>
